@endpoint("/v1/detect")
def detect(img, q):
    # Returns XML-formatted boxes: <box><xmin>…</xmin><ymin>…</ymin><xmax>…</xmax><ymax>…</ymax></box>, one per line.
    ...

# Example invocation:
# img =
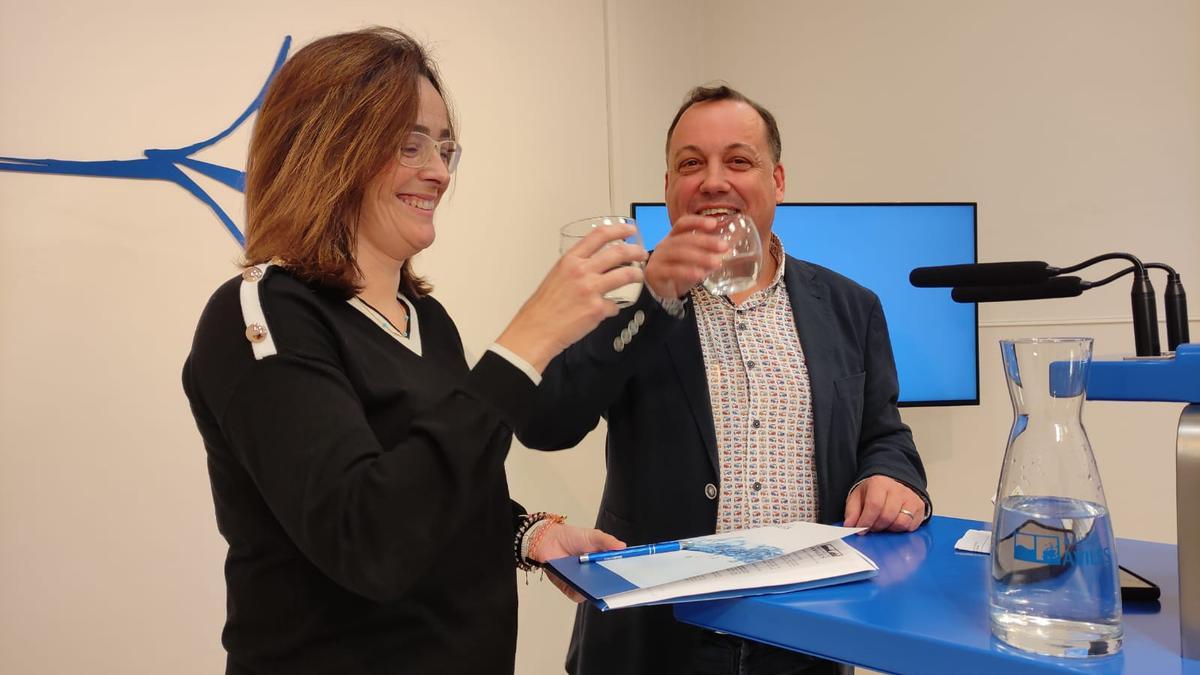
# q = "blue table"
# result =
<box><xmin>674</xmin><ymin>516</ymin><xmax>1199</xmax><ymax>674</ymax></box>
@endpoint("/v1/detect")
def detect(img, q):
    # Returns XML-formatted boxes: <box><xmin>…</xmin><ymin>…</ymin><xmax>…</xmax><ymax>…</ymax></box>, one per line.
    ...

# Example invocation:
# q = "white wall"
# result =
<box><xmin>683</xmin><ymin>0</ymin><xmax>1199</xmax><ymax>543</ymax></box>
<box><xmin>0</xmin><ymin>1</ymin><xmax>612</xmax><ymax>673</ymax></box>
<box><xmin>0</xmin><ymin>1</ymin><xmax>1196</xmax><ymax>673</ymax></box>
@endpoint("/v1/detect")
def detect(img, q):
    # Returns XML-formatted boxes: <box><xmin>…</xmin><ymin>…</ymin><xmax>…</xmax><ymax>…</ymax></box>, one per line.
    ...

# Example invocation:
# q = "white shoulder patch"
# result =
<box><xmin>238</xmin><ymin>262</ymin><xmax>278</xmax><ymax>360</ymax></box>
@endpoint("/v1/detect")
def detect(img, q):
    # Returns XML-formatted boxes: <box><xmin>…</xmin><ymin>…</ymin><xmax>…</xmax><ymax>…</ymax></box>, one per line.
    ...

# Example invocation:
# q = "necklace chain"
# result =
<box><xmin>357</xmin><ymin>297</ymin><xmax>409</xmax><ymax>338</ymax></box>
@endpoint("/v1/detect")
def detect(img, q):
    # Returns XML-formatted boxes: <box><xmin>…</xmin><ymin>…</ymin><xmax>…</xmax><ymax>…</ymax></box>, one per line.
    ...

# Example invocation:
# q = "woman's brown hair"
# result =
<box><xmin>243</xmin><ymin>27</ymin><xmax>453</xmax><ymax>297</ymax></box>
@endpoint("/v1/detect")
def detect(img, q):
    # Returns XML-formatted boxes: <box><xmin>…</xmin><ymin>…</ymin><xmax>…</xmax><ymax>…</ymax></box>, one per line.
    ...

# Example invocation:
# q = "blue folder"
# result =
<box><xmin>546</xmin><ymin>552</ymin><xmax>877</xmax><ymax>611</ymax></box>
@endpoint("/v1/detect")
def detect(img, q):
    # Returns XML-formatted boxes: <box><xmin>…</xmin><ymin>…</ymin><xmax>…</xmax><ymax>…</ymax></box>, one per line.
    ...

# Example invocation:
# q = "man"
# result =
<box><xmin>519</xmin><ymin>85</ymin><xmax>930</xmax><ymax>675</ymax></box>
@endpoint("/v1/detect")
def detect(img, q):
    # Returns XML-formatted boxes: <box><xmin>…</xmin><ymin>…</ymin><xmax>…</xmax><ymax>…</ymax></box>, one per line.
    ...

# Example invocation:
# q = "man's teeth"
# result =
<box><xmin>699</xmin><ymin>208</ymin><xmax>737</xmax><ymax>216</ymax></box>
<box><xmin>398</xmin><ymin>195</ymin><xmax>435</xmax><ymax>210</ymax></box>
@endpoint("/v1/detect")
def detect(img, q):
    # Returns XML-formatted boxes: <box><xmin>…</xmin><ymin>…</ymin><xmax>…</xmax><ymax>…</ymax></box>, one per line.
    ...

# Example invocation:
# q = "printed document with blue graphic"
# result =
<box><xmin>547</xmin><ymin>521</ymin><xmax>878</xmax><ymax>610</ymax></box>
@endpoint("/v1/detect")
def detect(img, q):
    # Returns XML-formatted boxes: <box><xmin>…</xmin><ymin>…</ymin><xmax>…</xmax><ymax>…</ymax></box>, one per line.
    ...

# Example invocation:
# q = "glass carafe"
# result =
<box><xmin>989</xmin><ymin>337</ymin><xmax>1122</xmax><ymax>657</ymax></box>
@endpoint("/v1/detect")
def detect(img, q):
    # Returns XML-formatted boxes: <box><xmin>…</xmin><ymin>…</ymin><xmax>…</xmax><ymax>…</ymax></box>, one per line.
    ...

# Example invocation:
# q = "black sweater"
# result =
<box><xmin>183</xmin><ymin>266</ymin><xmax>535</xmax><ymax>674</ymax></box>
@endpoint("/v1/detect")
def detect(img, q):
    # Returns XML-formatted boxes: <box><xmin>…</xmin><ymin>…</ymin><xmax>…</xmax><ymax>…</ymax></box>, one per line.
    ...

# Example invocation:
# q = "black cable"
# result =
<box><xmin>1055</xmin><ymin>253</ymin><xmax>1160</xmax><ymax>356</ymax></box>
<box><xmin>1084</xmin><ymin>262</ymin><xmax>1179</xmax><ymax>291</ymax></box>
<box><xmin>1073</xmin><ymin>262</ymin><xmax>1186</xmax><ymax>352</ymax></box>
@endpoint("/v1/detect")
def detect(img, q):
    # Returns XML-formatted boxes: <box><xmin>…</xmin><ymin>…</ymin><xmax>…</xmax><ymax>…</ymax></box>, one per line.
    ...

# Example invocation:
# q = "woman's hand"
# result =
<box><xmin>497</xmin><ymin>224</ymin><xmax>647</xmax><ymax>372</ymax></box>
<box><xmin>530</xmin><ymin>523</ymin><xmax>625</xmax><ymax>603</ymax></box>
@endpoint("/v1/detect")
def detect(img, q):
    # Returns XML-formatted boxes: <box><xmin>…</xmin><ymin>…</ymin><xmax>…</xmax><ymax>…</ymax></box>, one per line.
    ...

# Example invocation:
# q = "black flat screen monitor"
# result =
<box><xmin>631</xmin><ymin>202</ymin><xmax>979</xmax><ymax>406</ymax></box>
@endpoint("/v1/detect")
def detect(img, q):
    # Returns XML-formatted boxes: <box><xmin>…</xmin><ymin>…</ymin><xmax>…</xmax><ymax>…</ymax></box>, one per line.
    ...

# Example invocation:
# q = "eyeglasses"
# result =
<box><xmin>398</xmin><ymin>131</ymin><xmax>462</xmax><ymax>173</ymax></box>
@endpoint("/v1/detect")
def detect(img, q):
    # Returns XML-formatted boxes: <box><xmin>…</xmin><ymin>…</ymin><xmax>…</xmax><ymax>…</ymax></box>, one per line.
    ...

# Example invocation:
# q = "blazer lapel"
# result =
<box><xmin>665</xmin><ymin>311</ymin><xmax>719</xmax><ymax>475</ymax></box>
<box><xmin>784</xmin><ymin>258</ymin><xmax>836</xmax><ymax>515</ymax></box>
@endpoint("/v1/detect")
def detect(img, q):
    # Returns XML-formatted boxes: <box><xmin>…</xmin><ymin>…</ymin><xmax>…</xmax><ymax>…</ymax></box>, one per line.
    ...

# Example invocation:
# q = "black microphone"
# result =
<box><xmin>951</xmin><ymin>276</ymin><xmax>1086</xmax><ymax>303</ymax></box>
<box><xmin>1164</xmin><ymin>272</ymin><xmax>1189</xmax><ymax>352</ymax></box>
<box><xmin>1059</xmin><ymin>263</ymin><xmax>1188</xmax><ymax>352</ymax></box>
<box><xmin>922</xmin><ymin>252</ymin><xmax>1161</xmax><ymax>356</ymax></box>
<box><xmin>910</xmin><ymin>261</ymin><xmax>1057</xmax><ymax>288</ymax></box>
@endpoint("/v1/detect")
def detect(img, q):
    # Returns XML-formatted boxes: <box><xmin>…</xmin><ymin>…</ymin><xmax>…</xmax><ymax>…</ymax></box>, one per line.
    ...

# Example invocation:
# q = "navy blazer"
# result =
<box><xmin>518</xmin><ymin>254</ymin><xmax>929</xmax><ymax>675</ymax></box>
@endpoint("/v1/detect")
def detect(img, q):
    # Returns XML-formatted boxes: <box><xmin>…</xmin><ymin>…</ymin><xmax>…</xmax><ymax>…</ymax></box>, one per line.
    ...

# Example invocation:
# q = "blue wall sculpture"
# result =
<box><xmin>0</xmin><ymin>37</ymin><xmax>292</xmax><ymax>245</ymax></box>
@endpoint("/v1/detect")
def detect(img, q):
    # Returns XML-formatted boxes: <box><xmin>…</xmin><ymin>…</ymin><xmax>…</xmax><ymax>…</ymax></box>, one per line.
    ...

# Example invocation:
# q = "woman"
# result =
<box><xmin>182</xmin><ymin>27</ymin><xmax>643</xmax><ymax>674</ymax></box>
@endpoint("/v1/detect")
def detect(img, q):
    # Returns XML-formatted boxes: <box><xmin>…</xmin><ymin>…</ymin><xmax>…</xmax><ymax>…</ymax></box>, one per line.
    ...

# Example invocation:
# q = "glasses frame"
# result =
<box><xmin>398</xmin><ymin>131</ymin><xmax>462</xmax><ymax>173</ymax></box>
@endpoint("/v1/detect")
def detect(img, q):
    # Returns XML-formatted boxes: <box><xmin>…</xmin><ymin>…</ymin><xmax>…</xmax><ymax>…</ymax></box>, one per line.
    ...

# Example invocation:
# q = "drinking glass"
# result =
<box><xmin>702</xmin><ymin>213</ymin><xmax>762</xmax><ymax>296</ymax></box>
<box><xmin>559</xmin><ymin>216</ymin><xmax>645</xmax><ymax>308</ymax></box>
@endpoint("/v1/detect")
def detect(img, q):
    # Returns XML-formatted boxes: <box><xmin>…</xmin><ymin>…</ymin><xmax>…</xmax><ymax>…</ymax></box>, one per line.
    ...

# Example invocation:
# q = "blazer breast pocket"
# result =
<box><xmin>596</xmin><ymin>507</ymin><xmax>636</xmax><ymax>542</ymax></box>
<box><xmin>833</xmin><ymin>372</ymin><xmax>866</xmax><ymax>401</ymax></box>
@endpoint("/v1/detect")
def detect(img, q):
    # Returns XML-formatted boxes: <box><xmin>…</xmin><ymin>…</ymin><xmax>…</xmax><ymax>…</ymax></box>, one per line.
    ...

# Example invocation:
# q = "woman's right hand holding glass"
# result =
<box><xmin>497</xmin><ymin>224</ymin><xmax>647</xmax><ymax>373</ymax></box>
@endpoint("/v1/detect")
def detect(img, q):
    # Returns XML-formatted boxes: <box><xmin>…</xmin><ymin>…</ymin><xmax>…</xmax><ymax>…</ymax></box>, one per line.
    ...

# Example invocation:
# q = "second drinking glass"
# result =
<box><xmin>559</xmin><ymin>216</ymin><xmax>645</xmax><ymax>308</ymax></box>
<box><xmin>702</xmin><ymin>213</ymin><xmax>762</xmax><ymax>296</ymax></box>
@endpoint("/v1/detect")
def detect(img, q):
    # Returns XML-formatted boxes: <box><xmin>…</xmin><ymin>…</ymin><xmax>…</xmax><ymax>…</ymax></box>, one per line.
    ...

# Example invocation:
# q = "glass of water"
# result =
<box><xmin>559</xmin><ymin>216</ymin><xmax>644</xmax><ymax>308</ymax></box>
<box><xmin>702</xmin><ymin>213</ymin><xmax>762</xmax><ymax>296</ymax></box>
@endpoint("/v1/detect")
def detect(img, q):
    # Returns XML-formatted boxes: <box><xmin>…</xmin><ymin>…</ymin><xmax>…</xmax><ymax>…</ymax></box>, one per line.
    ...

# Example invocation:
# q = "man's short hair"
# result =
<box><xmin>665</xmin><ymin>84</ymin><xmax>782</xmax><ymax>164</ymax></box>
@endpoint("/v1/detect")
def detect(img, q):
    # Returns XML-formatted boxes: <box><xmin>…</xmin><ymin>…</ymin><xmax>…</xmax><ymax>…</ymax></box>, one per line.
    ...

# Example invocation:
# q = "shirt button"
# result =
<box><xmin>746</xmin><ymin>361</ymin><xmax>756</xmax><ymax>370</ymax></box>
<box><xmin>737</xmin><ymin>322</ymin><xmax>747</xmax><ymax>331</ymax></box>
<box><xmin>752</xmin><ymin>481</ymin><xmax>762</xmax><ymax>492</ymax></box>
<box><xmin>704</xmin><ymin>483</ymin><xmax>718</xmax><ymax>500</ymax></box>
<box><xmin>751</xmin><ymin>419</ymin><xmax>761</xmax><ymax>429</ymax></box>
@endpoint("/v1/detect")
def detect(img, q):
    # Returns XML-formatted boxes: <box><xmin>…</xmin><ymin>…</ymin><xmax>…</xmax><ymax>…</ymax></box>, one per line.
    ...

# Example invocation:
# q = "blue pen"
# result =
<box><xmin>579</xmin><ymin>540</ymin><xmax>687</xmax><ymax>563</ymax></box>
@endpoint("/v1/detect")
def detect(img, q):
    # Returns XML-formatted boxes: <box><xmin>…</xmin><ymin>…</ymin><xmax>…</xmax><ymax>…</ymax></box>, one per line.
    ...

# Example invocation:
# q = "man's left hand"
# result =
<box><xmin>843</xmin><ymin>475</ymin><xmax>926</xmax><ymax>533</ymax></box>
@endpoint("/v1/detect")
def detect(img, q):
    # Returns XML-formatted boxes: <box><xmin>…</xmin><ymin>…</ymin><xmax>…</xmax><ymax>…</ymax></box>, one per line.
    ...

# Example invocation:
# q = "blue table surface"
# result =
<box><xmin>674</xmin><ymin>516</ymin><xmax>1198</xmax><ymax>674</ymax></box>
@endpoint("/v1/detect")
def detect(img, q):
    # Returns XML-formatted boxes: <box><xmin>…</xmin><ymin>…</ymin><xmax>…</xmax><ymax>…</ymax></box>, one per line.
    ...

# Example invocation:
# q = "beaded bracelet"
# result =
<box><xmin>519</xmin><ymin>520</ymin><xmax>547</xmax><ymax>563</ymax></box>
<box><xmin>513</xmin><ymin>511</ymin><xmax>566</xmax><ymax>582</ymax></box>
<box><xmin>526</xmin><ymin>514</ymin><xmax>565</xmax><ymax>564</ymax></box>
<box><xmin>512</xmin><ymin>514</ymin><xmax>542</xmax><ymax>570</ymax></box>
<box><xmin>513</xmin><ymin>512</ymin><xmax>563</xmax><ymax>570</ymax></box>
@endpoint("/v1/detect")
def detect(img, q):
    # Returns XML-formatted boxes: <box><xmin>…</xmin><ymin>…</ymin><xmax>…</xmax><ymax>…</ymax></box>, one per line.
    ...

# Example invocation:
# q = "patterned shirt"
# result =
<box><xmin>692</xmin><ymin>236</ymin><xmax>819</xmax><ymax>533</ymax></box>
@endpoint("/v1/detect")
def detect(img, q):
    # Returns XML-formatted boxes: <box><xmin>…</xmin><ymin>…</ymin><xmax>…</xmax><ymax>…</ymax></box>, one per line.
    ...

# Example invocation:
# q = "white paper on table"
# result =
<box><xmin>955</xmin><ymin>529</ymin><xmax>992</xmax><ymax>554</ymax></box>
<box><xmin>600</xmin><ymin>521</ymin><xmax>863</xmax><ymax>588</ymax></box>
<box><xmin>603</xmin><ymin>538</ymin><xmax>877</xmax><ymax>609</ymax></box>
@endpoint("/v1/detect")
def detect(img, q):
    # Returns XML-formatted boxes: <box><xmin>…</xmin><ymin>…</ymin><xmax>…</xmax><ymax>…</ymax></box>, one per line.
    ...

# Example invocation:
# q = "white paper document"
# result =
<box><xmin>589</xmin><ymin>521</ymin><xmax>878</xmax><ymax>610</ymax></box>
<box><xmin>603</xmin><ymin>538</ymin><xmax>877</xmax><ymax>609</ymax></box>
<box><xmin>601</xmin><ymin>521</ymin><xmax>862</xmax><ymax>586</ymax></box>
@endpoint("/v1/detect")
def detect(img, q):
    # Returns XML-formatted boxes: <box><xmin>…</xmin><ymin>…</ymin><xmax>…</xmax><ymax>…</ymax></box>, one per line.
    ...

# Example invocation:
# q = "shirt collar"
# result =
<box><xmin>765</xmin><ymin>234</ymin><xmax>786</xmax><ymax>289</ymax></box>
